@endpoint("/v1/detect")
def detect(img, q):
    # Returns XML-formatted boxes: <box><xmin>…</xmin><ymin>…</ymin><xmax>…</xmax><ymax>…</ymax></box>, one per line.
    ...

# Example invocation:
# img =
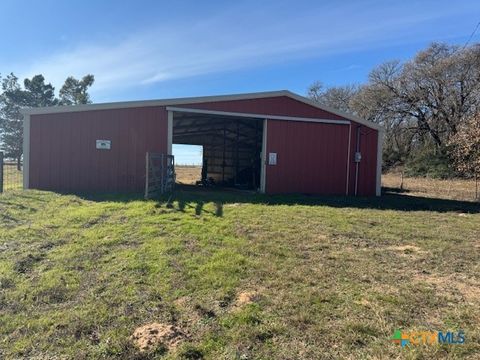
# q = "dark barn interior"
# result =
<box><xmin>172</xmin><ymin>111</ymin><xmax>264</xmax><ymax>190</ymax></box>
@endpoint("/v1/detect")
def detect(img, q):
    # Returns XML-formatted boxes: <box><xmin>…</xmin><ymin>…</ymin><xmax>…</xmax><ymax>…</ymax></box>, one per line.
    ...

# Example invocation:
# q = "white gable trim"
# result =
<box><xmin>283</xmin><ymin>91</ymin><xmax>382</xmax><ymax>131</ymax></box>
<box><xmin>21</xmin><ymin>91</ymin><xmax>291</xmax><ymax>115</ymax></box>
<box><xmin>166</xmin><ymin>106</ymin><xmax>351</xmax><ymax>125</ymax></box>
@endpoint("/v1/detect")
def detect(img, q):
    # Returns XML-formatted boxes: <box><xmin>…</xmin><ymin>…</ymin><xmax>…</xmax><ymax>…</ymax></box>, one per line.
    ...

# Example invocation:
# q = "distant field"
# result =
<box><xmin>383</xmin><ymin>172</ymin><xmax>479</xmax><ymax>202</ymax></box>
<box><xmin>176</xmin><ymin>165</ymin><xmax>201</xmax><ymax>185</ymax></box>
<box><xmin>0</xmin><ymin>185</ymin><xmax>479</xmax><ymax>358</ymax></box>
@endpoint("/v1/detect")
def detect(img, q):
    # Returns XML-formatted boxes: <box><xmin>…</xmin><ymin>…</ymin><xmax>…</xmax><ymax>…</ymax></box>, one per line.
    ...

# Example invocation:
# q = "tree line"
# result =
<box><xmin>0</xmin><ymin>74</ymin><xmax>94</xmax><ymax>168</ymax></box>
<box><xmin>308</xmin><ymin>42</ymin><xmax>480</xmax><ymax>185</ymax></box>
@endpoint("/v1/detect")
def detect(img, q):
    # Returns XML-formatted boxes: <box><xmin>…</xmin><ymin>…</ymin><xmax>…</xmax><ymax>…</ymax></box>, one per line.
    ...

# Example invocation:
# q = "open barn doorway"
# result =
<box><xmin>171</xmin><ymin>109</ymin><xmax>265</xmax><ymax>191</ymax></box>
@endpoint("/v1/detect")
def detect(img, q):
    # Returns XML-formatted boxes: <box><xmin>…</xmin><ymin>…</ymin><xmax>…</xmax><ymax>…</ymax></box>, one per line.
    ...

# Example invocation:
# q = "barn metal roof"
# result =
<box><xmin>21</xmin><ymin>90</ymin><xmax>382</xmax><ymax>131</ymax></box>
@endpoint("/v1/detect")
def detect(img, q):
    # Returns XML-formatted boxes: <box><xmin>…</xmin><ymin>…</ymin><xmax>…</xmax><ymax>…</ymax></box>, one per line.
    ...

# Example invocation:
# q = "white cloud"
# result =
<box><xmin>12</xmin><ymin>1</ymin><xmax>470</xmax><ymax>98</ymax></box>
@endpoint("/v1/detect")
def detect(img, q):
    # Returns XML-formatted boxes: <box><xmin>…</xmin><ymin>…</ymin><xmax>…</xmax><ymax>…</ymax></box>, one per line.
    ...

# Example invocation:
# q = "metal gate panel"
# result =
<box><xmin>145</xmin><ymin>153</ymin><xmax>175</xmax><ymax>199</ymax></box>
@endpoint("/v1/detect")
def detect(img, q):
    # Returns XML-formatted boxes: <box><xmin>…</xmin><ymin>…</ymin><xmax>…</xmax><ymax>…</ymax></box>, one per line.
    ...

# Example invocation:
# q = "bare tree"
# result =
<box><xmin>366</xmin><ymin>43</ymin><xmax>480</xmax><ymax>150</ymax></box>
<box><xmin>308</xmin><ymin>42</ymin><xmax>480</xmax><ymax>175</ymax></box>
<box><xmin>307</xmin><ymin>81</ymin><xmax>358</xmax><ymax>113</ymax></box>
<box><xmin>449</xmin><ymin>114</ymin><xmax>480</xmax><ymax>200</ymax></box>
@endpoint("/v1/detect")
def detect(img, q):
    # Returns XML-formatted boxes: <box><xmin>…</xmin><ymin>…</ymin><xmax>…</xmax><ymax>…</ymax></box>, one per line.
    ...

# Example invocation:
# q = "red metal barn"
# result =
<box><xmin>22</xmin><ymin>91</ymin><xmax>383</xmax><ymax>196</ymax></box>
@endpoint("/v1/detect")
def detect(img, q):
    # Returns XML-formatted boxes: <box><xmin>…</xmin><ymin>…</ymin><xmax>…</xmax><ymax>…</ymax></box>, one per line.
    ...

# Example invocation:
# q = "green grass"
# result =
<box><xmin>0</xmin><ymin>188</ymin><xmax>479</xmax><ymax>359</ymax></box>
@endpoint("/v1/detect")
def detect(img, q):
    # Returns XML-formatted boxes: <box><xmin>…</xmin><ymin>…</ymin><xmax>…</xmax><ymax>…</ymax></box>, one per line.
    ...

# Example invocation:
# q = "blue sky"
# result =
<box><xmin>1</xmin><ymin>0</ymin><xmax>479</xmax><ymax>164</ymax></box>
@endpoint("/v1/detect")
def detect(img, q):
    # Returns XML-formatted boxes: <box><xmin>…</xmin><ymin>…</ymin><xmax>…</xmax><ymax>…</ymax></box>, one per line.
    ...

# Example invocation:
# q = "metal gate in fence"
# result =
<box><xmin>0</xmin><ymin>152</ymin><xmax>23</xmax><ymax>193</ymax></box>
<box><xmin>145</xmin><ymin>153</ymin><xmax>175</xmax><ymax>199</ymax></box>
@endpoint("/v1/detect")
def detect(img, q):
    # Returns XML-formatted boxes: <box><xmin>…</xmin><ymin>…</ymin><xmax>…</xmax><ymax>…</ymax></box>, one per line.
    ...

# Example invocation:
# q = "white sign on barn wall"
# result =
<box><xmin>268</xmin><ymin>152</ymin><xmax>277</xmax><ymax>165</ymax></box>
<box><xmin>96</xmin><ymin>140</ymin><xmax>111</xmax><ymax>150</ymax></box>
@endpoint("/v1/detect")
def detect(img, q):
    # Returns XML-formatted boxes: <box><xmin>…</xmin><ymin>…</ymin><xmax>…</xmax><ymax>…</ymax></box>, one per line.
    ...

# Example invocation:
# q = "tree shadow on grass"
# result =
<box><xmin>78</xmin><ymin>185</ymin><xmax>480</xmax><ymax>214</ymax></box>
<box><xmin>167</xmin><ymin>196</ymin><xmax>221</xmax><ymax>217</ymax></box>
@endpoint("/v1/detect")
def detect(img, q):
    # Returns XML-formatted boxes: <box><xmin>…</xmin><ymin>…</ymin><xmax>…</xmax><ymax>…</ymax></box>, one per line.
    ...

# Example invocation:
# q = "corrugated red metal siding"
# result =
<box><xmin>265</xmin><ymin>120</ymin><xmax>350</xmax><ymax>194</ymax></box>
<box><xmin>176</xmin><ymin>96</ymin><xmax>378</xmax><ymax>196</ymax></box>
<box><xmin>29</xmin><ymin>107</ymin><xmax>167</xmax><ymax>192</ymax></box>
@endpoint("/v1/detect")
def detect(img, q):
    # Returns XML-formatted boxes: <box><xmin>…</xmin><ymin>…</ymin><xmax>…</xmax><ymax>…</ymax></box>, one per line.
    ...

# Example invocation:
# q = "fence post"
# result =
<box><xmin>0</xmin><ymin>151</ymin><xmax>4</xmax><ymax>193</ymax></box>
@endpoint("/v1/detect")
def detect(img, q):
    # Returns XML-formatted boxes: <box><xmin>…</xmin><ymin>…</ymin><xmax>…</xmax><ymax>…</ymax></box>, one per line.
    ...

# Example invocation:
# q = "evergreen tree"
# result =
<box><xmin>59</xmin><ymin>75</ymin><xmax>95</xmax><ymax>105</ymax></box>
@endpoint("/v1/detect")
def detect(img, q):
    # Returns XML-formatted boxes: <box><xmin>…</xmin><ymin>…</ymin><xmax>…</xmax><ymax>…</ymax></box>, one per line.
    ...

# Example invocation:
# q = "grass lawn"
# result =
<box><xmin>0</xmin><ymin>187</ymin><xmax>479</xmax><ymax>359</ymax></box>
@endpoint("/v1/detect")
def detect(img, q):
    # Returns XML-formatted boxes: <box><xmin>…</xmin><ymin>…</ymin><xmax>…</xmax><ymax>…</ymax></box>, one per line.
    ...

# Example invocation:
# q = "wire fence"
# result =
<box><xmin>0</xmin><ymin>152</ymin><xmax>23</xmax><ymax>193</ymax></box>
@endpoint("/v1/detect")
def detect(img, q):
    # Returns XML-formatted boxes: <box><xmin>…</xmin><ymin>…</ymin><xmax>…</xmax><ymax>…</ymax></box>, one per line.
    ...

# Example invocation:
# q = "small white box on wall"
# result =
<box><xmin>354</xmin><ymin>152</ymin><xmax>362</xmax><ymax>163</ymax></box>
<box><xmin>268</xmin><ymin>152</ymin><xmax>277</xmax><ymax>165</ymax></box>
<box><xmin>96</xmin><ymin>140</ymin><xmax>111</xmax><ymax>150</ymax></box>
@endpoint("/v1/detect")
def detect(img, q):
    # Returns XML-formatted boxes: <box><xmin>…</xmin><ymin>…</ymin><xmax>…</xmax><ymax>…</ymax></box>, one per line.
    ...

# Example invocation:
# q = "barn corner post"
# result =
<box><xmin>376</xmin><ymin>128</ymin><xmax>384</xmax><ymax>196</ymax></box>
<box><xmin>167</xmin><ymin>110</ymin><xmax>173</xmax><ymax>156</ymax></box>
<box><xmin>22</xmin><ymin>113</ymin><xmax>31</xmax><ymax>189</ymax></box>
<box><xmin>259</xmin><ymin>118</ymin><xmax>267</xmax><ymax>193</ymax></box>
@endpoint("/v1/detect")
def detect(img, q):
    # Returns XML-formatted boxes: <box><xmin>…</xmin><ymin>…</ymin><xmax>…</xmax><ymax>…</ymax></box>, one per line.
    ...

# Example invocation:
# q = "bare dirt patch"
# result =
<box><xmin>131</xmin><ymin>323</ymin><xmax>186</xmax><ymax>352</ymax></box>
<box><xmin>232</xmin><ymin>291</ymin><xmax>258</xmax><ymax>310</ymax></box>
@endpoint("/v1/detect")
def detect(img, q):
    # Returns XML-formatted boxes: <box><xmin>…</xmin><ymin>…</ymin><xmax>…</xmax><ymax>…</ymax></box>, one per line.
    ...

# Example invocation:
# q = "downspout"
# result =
<box><xmin>354</xmin><ymin>125</ymin><xmax>361</xmax><ymax>196</ymax></box>
<box><xmin>345</xmin><ymin>123</ymin><xmax>352</xmax><ymax>195</ymax></box>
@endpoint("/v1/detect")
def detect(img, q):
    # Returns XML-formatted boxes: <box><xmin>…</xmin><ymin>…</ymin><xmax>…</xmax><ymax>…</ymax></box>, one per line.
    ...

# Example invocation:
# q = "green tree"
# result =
<box><xmin>59</xmin><ymin>75</ymin><xmax>95</xmax><ymax>105</ymax></box>
<box><xmin>23</xmin><ymin>74</ymin><xmax>57</xmax><ymax>107</ymax></box>
<box><xmin>0</xmin><ymin>74</ymin><xmax>27</xmax><ymax>169</ymax></box>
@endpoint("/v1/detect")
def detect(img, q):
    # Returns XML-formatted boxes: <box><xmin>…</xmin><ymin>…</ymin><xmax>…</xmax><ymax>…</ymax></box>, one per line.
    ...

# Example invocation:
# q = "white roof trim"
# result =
<box><xmin>282</xmin><ymin>91</ymin><xmax>382</xmax><ymax>131</ymax></box>
<box><xmin>166</xmin><ymin>106</ymin><xmax>351</xmax><ymax>125</ymax></box>
<box><xmin>21</xmin><ymin>91</ymin><xmax>290</xmax><ymax>115</ymax></box>
<box><xmin>21</xmin><ymin>90</ymin><xmax>381</xmax><ymax>131</ymax></box>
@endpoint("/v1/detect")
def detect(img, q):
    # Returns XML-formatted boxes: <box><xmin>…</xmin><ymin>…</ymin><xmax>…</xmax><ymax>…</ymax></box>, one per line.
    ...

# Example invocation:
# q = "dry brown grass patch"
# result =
<box><xmin>175</xmin><ymin>165</ymin><xmax>201</xmax><ymax>185</ymax></box>
<box><xmin>414</xmin><ymin>273</ymin><xmax>480</xmax><ymax>305</ymax></box>
<box><xmin>385</xmin><ymin>244</ymin><xmax>428</xmax><ymax>258</ymax></box>
<box><xmin>382</xmin><ymin>172</ymin><xmax>479</xmax><ymax>201</ymax></box>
